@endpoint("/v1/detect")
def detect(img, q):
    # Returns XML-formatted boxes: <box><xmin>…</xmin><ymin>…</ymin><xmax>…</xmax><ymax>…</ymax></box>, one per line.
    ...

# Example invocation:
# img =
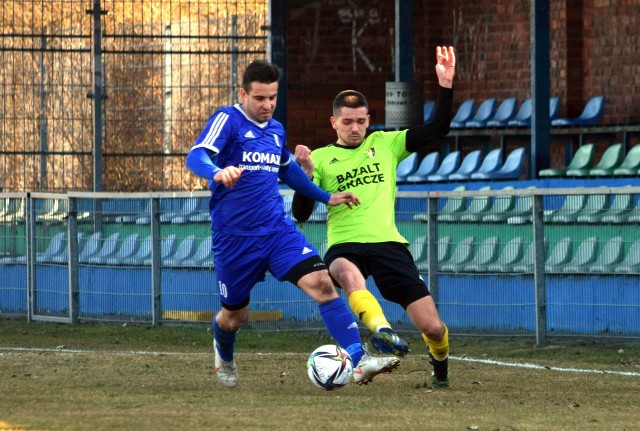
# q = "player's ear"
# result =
<box><xmin>330</xmin><ymin>116</ymin><xmax>338</xmax><ymax>130</ymax></box>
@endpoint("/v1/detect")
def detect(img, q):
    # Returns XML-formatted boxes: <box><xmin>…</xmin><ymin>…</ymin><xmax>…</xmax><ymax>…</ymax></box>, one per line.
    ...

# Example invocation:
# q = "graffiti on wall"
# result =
<box><xmin>337</xmin><ymin>3</ymin><xmax>381</xmax><ymax>72</ymax></box>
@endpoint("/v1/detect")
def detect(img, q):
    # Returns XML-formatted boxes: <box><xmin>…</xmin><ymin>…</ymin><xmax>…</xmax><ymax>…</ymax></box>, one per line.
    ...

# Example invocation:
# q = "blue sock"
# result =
<box><xmin>213</xmin><ymin>316</ymin><xmax>236</xmax><ymax>362</ymax></box>
<box><xmin>319</xmin><ymin>297</ymin><xmax>363</xmax><ymax>365</ymax></box>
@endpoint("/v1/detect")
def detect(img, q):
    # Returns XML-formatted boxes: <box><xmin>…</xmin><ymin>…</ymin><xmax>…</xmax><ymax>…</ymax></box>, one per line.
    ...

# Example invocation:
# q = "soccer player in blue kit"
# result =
<box><xmin>185</xmin><ymin>60</ymin><xmax>399</xmax><ymax>388</ymax></box>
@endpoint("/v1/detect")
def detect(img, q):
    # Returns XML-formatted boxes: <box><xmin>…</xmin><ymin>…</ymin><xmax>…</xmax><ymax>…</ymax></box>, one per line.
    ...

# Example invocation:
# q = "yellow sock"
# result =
<box><xmin>422</xmin><ymin>323</ymin><xmax>449</xmax><ymax>361</ymax></box>
<box><xmin>347</xmin><ymin>289</ymin><xmax>390</xmax><ymax>333</ymax></box>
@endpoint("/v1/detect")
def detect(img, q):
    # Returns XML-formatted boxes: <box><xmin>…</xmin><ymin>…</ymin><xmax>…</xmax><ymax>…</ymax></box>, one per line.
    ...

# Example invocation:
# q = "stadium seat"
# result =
<box><xmin>549</xmin><ymin>96</ymin><xmax>561</xmax><ymax>121</ymax></box>
<box><xmin>86</xmin><ymin>233</ymin><xmax>122</xmax><ymax>264</ymax></box>
<box><xmin>411</xmin><ymin>235</ymin><xmax>454</xmax><ymax>273</ymax></box>
<box><xmin>406</xmin><ymin>152</ymin><xmax>439</xmax><ymax>183</ymax></box>
<box><xmin>464</xmin><ymin>98</ymin><xmax>497</xmax><ymax>128</ymax></box>
<box><xmin>115</xmin><ymin>200</ymin><xmax>149</xmax><ymax>224</ymax></box>
<box><xmin>471</xmin><ymin>147</ymin><xmax>526</xmax><ymax>180</ymax></box>
<box><xmin>413</xmin><ymin>185</ymin><xmax>466</xmax><ymax>222</ymax></box>
<box><xmin>506</xmin><ymin>187</ymin><xmax>537</xmax><ymax>225</ymax></box>
<box><xmin>427</xmin><ymin>151</ymin><xmax>461</xmax><ymax>182</ymax></box>
<box><xmin>121</xmin><ymin>235</ymin><xmax>152</xmax><ymax>266</ymax></box>
<box><xmin>409</xmin><ymin>235</ymin><xmax>428</xmax><ymax>266</ymax></box>
<box><xmin>458</xmin><ymin>186</ymin><xmax>493</xmax><ymax>222</ymax></box>
<box><xmin>486</xmin><ymin>237</ymin><xmax>525</xmax><ymax>273</ymax></box>
<box><xmin>450</xmin><ymin>99</ymin><xmax>475</xmax><ymax>128</ymax></box>
<box><xmin>573</xmin><ymin>192</ymin><xmax>611</xmax><ymax>223</ymax></box>
<box><xmin>598</xmin><ymin>190</ymin><xmax>634</xmax><ymax>224</ymax></box>
<box><xmin>507</xmin><ymin>98</ymin><xmax>532</xmax><ymax>127</ymax></box>
<box><xmin>439</xmin><ymin>236</ymin><xmax>475</xmax><ymax>272</ymax></box>
<box><xmin>435</xmin><ymin>185</ymin><xmax>472</xmax><ymax>223</ymax></box>
<box><xmin>481</xmin><ymin>186</ymin><xmax>516</xmax><ymax>222</ymax></box>
<box><xmin>539</xmin><ymin>143</ymin><xmax>594</xmax><ymax>177</ymax></box>
<box><xmin>423</xmin><ymin>100</ymin><xmax>436</xmax><ymax>124</ymax></box>
<box><xmin>105</xmin><ymin>233</ymin><xmax>141</xmax><ymax>265</ymax></box>
<box><xmin>143</xmin><ymin>234</ymin><xmax>178</xmax><ymax>266</ymax></box>
<box><xmin>544</xmin><ymin>237</ymin><xmax>574</xmax><ymax>273</ymax></box>
<box><xmin>551</xmin><ymin>95</ymin><xmax>605</xmax><ymax>126</ymax></box>
<box><xmin>486</xmin><ymin>97</ymin><xmax>517</xmax><ymax>127</ymax></box>
<box><xmin>613</xmin><ymin>239</ymin><xmax>640</xmax><ymax>273</ymax></box>
<box><xmin>468</xmin><ymin>148</ymin><xmax>502</xmax><ymax>180</ymax></box>
<box><xmin>511</xmin><ymin>241</ymin><xmax>536</xmax><ymax>273</ymax></box>
<box><xmin>396</xmin><ymin>152</ymin><xmax>420</xmax><ymax>183</ymax></box>
<box><xmin>162</xmin><ymin>197</ymin><xmax>199</xmax><ymax>224</ymax></box>
<box><xmin>38</xmin><ymin>232</ymin><xmax>67</xmax><ymax>263</ymax></box>
<box><xmin>182</xmin><ymin>238</ymin><xmax>214</xmax><ymax>268</ymax></box>
<box><xmin>164</xmin><ymin>235</ymin><xmax>198</xmax><ymax>267</ymax></box>
<box><xmin>447</xmin><ymin>150</ymin><xmax>483</xmax><ymax>181</ymax></box>
<box><xmin>590</xmin><ymin>236</ymin><xmax>625</xmax><ymax>273</ymax></box>
<box><xmin>463</xmin><ymin>236</ymin><xmax>500</xmax><ymax>272</ymax></box>
<box><xmin>544</xmin><ymin>191</ymin><xmax>588</xmax><ymax>223</ymax></box>
<box><xmin>613</xmin><ymin>145</ymin><xmax>640</xmax><ymax>176</ymax></box>
<box><xmin>78</xmin><ymin>232</ymin><xmax>104</xmax><ymax>263</ymax></box>
<box><xmin>588</xmin><ymin>143</ymin><xmax>624</xmax><ymax>176</ymax></box>
<box><xmin>561</xmin><ymin>236</ymin><xmax>599</xmax><ymax>273</ymax></box>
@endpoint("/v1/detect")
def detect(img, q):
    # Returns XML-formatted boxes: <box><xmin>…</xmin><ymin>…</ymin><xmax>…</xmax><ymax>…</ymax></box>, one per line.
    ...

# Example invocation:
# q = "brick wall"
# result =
<box><xmin>284</xmin><ymin>0</ymin><xmax>640</xmax><ymax>151</ymax></box>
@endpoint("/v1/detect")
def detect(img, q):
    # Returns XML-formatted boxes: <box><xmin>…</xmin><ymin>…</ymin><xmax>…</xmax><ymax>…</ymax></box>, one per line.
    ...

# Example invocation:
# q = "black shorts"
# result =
<box><xmin>323</xmin><ymin>242</ymin><xmax>430</xmax><ymax>309</ymax></box>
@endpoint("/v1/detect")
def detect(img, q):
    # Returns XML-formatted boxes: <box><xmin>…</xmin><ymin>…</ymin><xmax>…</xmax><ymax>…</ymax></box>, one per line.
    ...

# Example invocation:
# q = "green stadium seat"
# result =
<box><xmin>505</xmin><ymin>186</ymin><xmax>537</xmax><ymax>224</ymax></box>
<box><xmin>429</xmin><ymin>185</ymin><xmax>467</xmax><ymax>222</ymax></box>
<box><xmin>613</xmin><ymin>145</ymin><xmax>640</xmax><ymax>176</ymax></box>
<box><xmin>590</xmin><ymin>236</ymin><xmax>625</xmax><ymax>273</ymax></box>
<box><xmin>589</xmin><ymin>143</ymin><xmax>624</xmax><ymax>176</ymax></box>
<box><xmin>599</xmin><ymin>191</ymin><xmax>636</xmax><ymax>223</ymax></box>
<box><xmin>458</xmin><ymin>186</ymin><xmax>493</xmax><ymax>222</ymax></box>
<box><xmin>613</xmin><ymin>239</ymin><xmax>640</xmax><ymax>273</ymax></box>
<box><xmin>562</xmin><ymin>236</ymin><xmax>599</xmax><ymax>273</ymax></box>
<box><xmin>544</xmin><ymin>237</ymin><xmax>573</xmax><ymax>273</ymax></box>
<box><xmin>544</xmin><ymin>192</ymin><xmax>588</xmax><ymax>223</ymax></box>
<box><xmin>486</xmin><ymin>237</ymin><xmax>525</xmax><ymax>273</ymax></box>
<box><xmin>439</xmin><ymin>236</ymin><xmax>475</xmax><ymax>273</ymax></box>
<box><xmin>511</xmin><ymin>241</ymin><xmax>536</xmax><ymax>273</ymax></box>
<box><xmin>463</xmin><ymin>236</ymin><xmax>500</xmax><ymax>272</ymax></box>
<box><xmin>539</xmin><ymin>143</ymin><xmax>594</xmax><ymax>177</ymax></box>
<box><xmin>412</xmin><ymin>235</ymin><xmax>452</xmax><ymax>271</ymax></box>
<box><xmin>481</xmin><ymin>186</ymin><xmax>516</xmax><ymax>222</ymax></box>
<box><xmin>565</xmin><ymin>190</ymin><xmax>609</xmax><ymax>223</ymax></box>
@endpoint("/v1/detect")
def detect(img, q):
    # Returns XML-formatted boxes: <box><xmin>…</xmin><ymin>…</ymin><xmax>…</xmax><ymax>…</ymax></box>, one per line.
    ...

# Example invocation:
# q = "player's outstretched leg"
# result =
<box><xmin>370</xmin><ymin>328</ymin><xmax>410</xmax><ymax>357</ymax></box>
<box><xmin>352</xmin><ymin>344</ymin><xmax>400</xmax><ymax>385</ymax></box>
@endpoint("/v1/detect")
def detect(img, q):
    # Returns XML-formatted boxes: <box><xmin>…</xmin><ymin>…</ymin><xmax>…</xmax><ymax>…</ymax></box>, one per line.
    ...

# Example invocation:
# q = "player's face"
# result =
<box><xmin>240</xmin><ymin>81</ymin><xmax>278</xmax><ymax>123</ymax></box>
<box><xmin>331</xmin><ymin>107</ymin><xmax>370</xmax><ymax>147</ymax></box>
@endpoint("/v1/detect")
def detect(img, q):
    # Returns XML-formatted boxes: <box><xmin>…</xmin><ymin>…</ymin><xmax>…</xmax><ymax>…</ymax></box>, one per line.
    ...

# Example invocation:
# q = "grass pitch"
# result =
<box><xmin>1</xmin><ymin>319</ymin><xmax>639</xmax><ymax>431</ymax></box>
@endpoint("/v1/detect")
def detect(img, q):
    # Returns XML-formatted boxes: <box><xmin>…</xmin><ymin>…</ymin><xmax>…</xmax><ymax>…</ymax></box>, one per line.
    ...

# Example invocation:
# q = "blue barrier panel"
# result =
<box><xmin>0</xmin><ymin>265</ymin><xmax>27</xmax><ymax>313</ymax></box>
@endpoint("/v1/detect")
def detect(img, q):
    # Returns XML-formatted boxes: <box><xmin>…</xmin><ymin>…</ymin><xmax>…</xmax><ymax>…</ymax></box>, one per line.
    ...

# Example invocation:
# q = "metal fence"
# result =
<box><xmin>1</xmin><ymin>187</ymin><xmax>639</xmax><ymax>344</ymax></box>
<box><xmin>0</xmin><ymin>0</ymin><xmax>268</xmax><ymax>192</ymax></box>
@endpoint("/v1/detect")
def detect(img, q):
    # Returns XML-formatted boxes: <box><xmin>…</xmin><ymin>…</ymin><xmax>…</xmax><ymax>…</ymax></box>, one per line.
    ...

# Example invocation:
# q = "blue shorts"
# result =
<box><xmin>213</xmin><ymin>223</ymin><xmax>322</xmax><ymax>309</ymax></box>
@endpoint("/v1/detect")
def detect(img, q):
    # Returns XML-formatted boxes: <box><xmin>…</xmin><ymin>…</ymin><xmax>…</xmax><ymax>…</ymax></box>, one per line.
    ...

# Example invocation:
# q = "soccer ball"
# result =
<box><xmin>307</xmin><ymin>344</ymin><xmax>353</xmax><ymax>390</ymax></box>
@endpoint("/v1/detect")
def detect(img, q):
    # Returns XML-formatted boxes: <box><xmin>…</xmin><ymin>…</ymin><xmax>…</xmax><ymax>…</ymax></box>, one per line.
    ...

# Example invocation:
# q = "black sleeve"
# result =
<box><xmin>405</xmin><ymin>86</ymin><xmax>454</xmax><ymax>154</ymax></box>
<box><xmin>292</xmin><ymin>191</ymin><xmax>316</xmax><ymax>223</ymax></box>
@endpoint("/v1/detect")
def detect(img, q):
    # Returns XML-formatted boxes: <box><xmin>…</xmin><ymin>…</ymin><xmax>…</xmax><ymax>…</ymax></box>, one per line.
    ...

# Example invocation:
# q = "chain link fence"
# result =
<box><xmin>0</xmin><ymin>0</ymin><xmax>268</xmax><ymax>192</ymax></box>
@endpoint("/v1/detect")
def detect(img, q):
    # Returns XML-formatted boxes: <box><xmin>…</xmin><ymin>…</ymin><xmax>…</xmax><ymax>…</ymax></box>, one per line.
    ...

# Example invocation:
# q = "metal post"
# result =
<box><xmin>532</xmin><ymin>193</ymin><xmax>547</xmax><ymax>346</ymax></box>
<box><xmin>26</xmin><ymin>194</ymin><xmax>34</xmax><ymax>322</ymax></box>
<box><xmin>230</xmin><ymin>15</ymin><xmax>238</xmax><ymax>105</ymax></box>
<box><xmin>151</xmin><ymin>198</ymin><xmax>162</xmax><ymax>325</ymax></box>
<box><xmin>427</xmin><ymin>195</ymin><xmax>439</xmax><ymax>305</ymax></box>
<box><xmin>67</xmin><ymin>197</ymin><xmax>80</xmax><ymax>323</ymax></box>
<box><xmin>163</xmin><ymin>22</ymin><xmax>172</xmax><ymax>154</ymax></box>
<box><xmin>39</xmin><ymin>33</ymin><xmax>48</xmax><ymax>190</ymax></box>
<box><xmin>531</xmin><ymin>0</ymin><xmax>551</xmax><ymax>178</ymax></box>
<box><xmin>89</xmin><ymin>0</ymin><xmax>105</xmax><ymax>193</ymax></box>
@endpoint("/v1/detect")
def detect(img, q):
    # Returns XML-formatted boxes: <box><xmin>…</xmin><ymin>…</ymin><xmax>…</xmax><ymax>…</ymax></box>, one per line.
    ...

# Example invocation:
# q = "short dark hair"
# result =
<box><xmin>332</xmin><ymin>90</ymin><xmax>368</xmax><ymax>115</ymax></box>
<box><xmin>241</xmin><ymin>60</ymin><xmax>281</xmax><ymax>91</ymax></box>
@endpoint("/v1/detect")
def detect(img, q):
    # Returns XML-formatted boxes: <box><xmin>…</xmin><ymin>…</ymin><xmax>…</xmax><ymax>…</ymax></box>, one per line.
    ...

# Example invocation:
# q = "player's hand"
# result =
<box><xmin>214</xmin><ymin>166</ymin><xmax>244</xmax><ymax>189</ymax></box>
<box><xmin>294</xmin><ymin>145</ymin><xmax>314</xmax><ymax>178</ymax></box>
<box><xmin>435</xmin><ymin>46</ymin><xmax>455</xmax><ymax>88</ymax></box>
<box><xmin>327</xmin><ymin>192</ymin><xmax>361</xmax><ymax>209</ymax></box>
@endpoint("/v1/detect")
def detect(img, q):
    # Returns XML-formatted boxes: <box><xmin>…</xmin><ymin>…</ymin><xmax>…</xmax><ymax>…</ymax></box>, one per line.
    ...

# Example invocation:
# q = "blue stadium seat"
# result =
<box><xmin>552</xmin><ymin>95</ymin><xmax>605</xmax><ymax>126</ymax></box>
<box><xmin>507</xmin><ymin>98</ymin><xmax>532</xmax><ymax>127</ymax></box>
<box><xmin>450</xmin><ymin>99</ymin><xmax>475</xmax><ymax>128</ymax></box>
<box><xmin>470</xmin><ymin>147</ymin><xmax>526</xmax><ymax>180</ymax></box>
<box><xmin>486</xmin><ymin>98</ymin><xmax>517</xmax><ymax>127</ymax></box>
<box><xmin>465</xmin><ymin>98</ymin><xmax>497</xmax><ymax>128</ymax></box>
<box><xmin>406</xmin><ymin>152</ymin><xmax>439</xmax><ymax>183</ymax></box>
<box><xmin>469</xmin><ymin>148</ymin><xmax>502</xmax><ymax>180</ymax></box>
<box><xmin>423</xmin><ymin>100</ymin><xmax>436</xmax><ymax>124</ymax></box>
<box><xmin>396</xmin><ymin>153</ymin><xmax>420</xmax><ymax>183</ymax></box>
<box><xmin>448</xmin><ymin>150</ymin><xmax>483</xmax><ymax>180</ymax></box>
<box><xmin>427</xmin><ymin>151</ymin><xmax>461</xmax><ymax>182</ymax></box>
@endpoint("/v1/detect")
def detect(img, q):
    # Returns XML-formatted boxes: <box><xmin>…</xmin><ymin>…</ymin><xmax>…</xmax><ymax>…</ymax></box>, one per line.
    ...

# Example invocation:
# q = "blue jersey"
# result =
<box><xmin>191</xmin><ymin>104</ymin><xmax>295</xmax><ymax>236</ymax></box>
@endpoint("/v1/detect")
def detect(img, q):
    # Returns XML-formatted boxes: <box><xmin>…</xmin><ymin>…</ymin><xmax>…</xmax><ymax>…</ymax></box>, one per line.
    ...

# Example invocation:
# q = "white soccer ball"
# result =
<box><xmin>307</xmin><ymin>344</ymin><xmax>353</xmax><ymax>390</ymax></box>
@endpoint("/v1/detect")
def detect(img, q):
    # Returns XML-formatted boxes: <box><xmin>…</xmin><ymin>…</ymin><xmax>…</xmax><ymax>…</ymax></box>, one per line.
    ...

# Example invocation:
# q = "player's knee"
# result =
<box><xmin>424</xmin><ymin>320</ymin><xmax>446</xmax><ymax>341</ymax></box>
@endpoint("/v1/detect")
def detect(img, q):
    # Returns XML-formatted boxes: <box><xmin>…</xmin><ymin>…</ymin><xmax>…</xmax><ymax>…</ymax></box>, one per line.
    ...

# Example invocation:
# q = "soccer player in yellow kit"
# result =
<box><xmin>293</xmin><ymin>46</ymin><xmax>455</xmax><ymax>387</ymax></box>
